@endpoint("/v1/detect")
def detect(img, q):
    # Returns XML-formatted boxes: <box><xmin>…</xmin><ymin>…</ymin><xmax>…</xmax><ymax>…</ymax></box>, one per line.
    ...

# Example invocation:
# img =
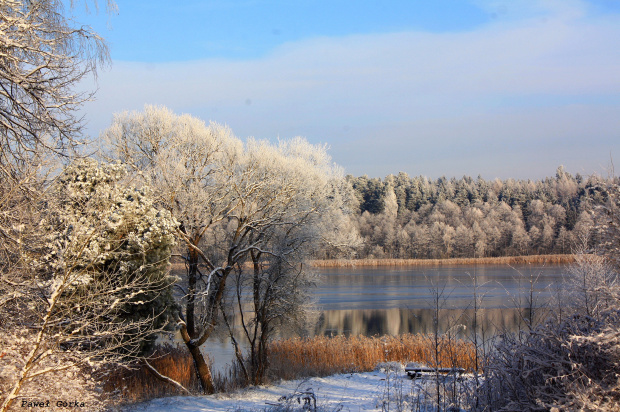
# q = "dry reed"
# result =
<box><xmin>310</xmin><ymin>254</ymin><xmax>575</xmax><ymax>268</ymax></box>
<box><xmin>102</xmin><ymin>345</ymin><xmax>199</xmax><ymax>404</ymax></box>
<box><xmin>101</xmin><ymin>335</ymin><xmax>476</xmax><ymax>401</ymax></box>
<box><xmin>267</xmin><ymin>334</ymin><xmax>476</xmax><ymax>381</ymax></box>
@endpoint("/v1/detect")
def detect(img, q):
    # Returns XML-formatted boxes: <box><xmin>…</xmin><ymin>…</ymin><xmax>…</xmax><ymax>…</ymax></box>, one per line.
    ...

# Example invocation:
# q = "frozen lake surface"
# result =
<box><xmin>315</xmin><ymin>263</ymin><xmax>563</xmax><ymax>311</ymax></box>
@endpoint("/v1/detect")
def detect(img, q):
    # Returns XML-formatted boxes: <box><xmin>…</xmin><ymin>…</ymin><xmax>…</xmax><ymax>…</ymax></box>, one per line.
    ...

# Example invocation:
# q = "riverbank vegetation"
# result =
<box><xmin>94</xmin><ymin>334</ymin><xmax>475</xmax><ymax>404</ymax></box>
<box><xmin>310</xmin><ymin>254</ymin><xmax>575</xmax><ymax>267</ymax></box>
<box><xmin>268</xmin><ymin>334</ymin><xmax>475</xmax><ymax>381</ymax></box>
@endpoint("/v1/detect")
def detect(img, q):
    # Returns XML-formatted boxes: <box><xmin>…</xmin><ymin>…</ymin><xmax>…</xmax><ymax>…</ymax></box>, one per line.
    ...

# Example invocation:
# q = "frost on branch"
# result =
<box><xmin>481</xmin><ymin>309</ymin><xmax>620</xmax><ymax>411</ymax></box>
<box><xmin>0</xmin><ymin>159</ymin><xmax>178</xmax><ymax>411</ymax></box>
<box><xmin>0</xmin><ymin>330</ymin><xmax>108</xmax><ymax>411</ymax></box>
<box><xmin>101</xmin><ymin>105</ymin><xmax>361</xmax><ymax>393</ymax></box>
<box><xmin>39</xmin><ymin>158</ymin><xmax>179</xmax><ymax>352</ymax></box>
<box><xmin>0</xmin><ymin>0</ymin><xmax>109</xmax><ymax>171</ymax></box>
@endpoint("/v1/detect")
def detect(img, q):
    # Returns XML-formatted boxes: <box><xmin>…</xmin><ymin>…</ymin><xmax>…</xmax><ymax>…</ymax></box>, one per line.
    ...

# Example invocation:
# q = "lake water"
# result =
<box><xmin>203</xmin><ymin>263</ymin><xmax>568</xmax><ymax>372</ymax></box>
<box><xmin>313</xmin><ymin>264</ymin><xmax>563</xmax><ymax>337</ymax></box>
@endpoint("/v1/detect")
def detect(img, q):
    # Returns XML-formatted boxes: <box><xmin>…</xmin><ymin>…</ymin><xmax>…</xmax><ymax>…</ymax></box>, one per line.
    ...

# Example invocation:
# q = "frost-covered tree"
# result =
<box><xmin>0</xmin><ymin>159</ymin><xmax>178</xmax><ymax>411</ymax></box>
<box><xmin>219</xmin><ymin>138</ymin><xmax>353</xmax><ymax>385</ymax></box>
<box><xmin>0</xmin><ymin>0</ymin><xmax>112</xmax><ymax>171</ymax></box>
<box><xmin>0</xmin><ymin>0</ymin><xmax>113</xmax><ymax>291</ymax></box>
<box><xmin>101</xmin><ymin>106</ymin><xmax>241</xmax><ymax>393</ymax></box>
<box><xmin>102</xmin><ymin>106</ymin><xmax>357</xmax><ymax>393</ymax></box>
<box><xmin>42</xmin><ymin>159</ymin><xmax>179</xmax><ymax>340</ymax></box>
<box><xmin>345</xmin><ymin>169</ymin><xmax>612</xmax><ymax>259</ymax></box>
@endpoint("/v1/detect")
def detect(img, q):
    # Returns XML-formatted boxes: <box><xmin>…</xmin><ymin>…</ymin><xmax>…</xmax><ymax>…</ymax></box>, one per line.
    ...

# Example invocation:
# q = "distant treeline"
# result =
<box><xmin>328</xmin><ymin>166</ymin><xmax>613</xmax><ymax>259</ymax></box>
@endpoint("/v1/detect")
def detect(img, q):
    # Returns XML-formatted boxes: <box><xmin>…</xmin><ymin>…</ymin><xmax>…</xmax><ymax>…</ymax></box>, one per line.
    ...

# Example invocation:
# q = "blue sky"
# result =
<box><xmin>76</xmin><ymin>1</ymin><xmax>490</xmax><ymax>61</ymax></box>
<box><xmin>76</xmin><ymin>0</ymin><xmax>620</xmax><ymax>179</ymax></box>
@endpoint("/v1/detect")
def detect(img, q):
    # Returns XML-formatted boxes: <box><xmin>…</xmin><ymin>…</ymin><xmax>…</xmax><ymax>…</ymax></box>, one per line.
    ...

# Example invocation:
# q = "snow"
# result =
<box><xmin>129</xmin><ymin>370</ymin><xmax>404</xmax><ymax>411</ymax></box>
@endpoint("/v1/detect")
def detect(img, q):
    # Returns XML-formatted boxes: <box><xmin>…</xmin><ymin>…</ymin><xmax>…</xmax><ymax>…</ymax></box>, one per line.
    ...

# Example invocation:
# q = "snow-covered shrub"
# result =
<box><xmin>0</xmin><ymin>330</ymin><xmax>110</xmax><ymax>411</ymax></box>
<box><xmin>374</xmin><ymin>362</ymin><xmax>405</xmax><ymax>373</ymax></box>
<box><xmin>475</xmin><ymin>180</ymin><xmax>620</xmax><ymax>412</ymax></box>
<box><xmin>480</xmin><ymin>309</ymin><xmax>620</xmax><ymax>411</ymax></box>
<box><xmin>0</xmin><ymin>159</ymin><xmax>178</xmax><ymax>411</ymax></box>
<box><xmin>40</xmin><ymin>159</ymin><xmax>179</xmax><ymax>353</ymax></box>
<box><xmin>259</xmin><ymin>384</ymin><xmax>344</xmax><ymax>412</ymax></box>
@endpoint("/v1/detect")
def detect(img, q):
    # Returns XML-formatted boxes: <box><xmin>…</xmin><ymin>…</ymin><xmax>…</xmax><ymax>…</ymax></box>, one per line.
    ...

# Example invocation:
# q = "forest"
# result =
<box><xmin>335</xmin><ymin>168</ymin><xmax>608</xmax><ymax>260</ymax></box>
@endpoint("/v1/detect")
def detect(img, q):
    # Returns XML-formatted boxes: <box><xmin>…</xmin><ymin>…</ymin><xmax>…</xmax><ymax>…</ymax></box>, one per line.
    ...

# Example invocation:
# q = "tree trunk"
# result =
<box><xmin>251</xmin><ymin>250</ymin><xmax>261</xmax><ymax>385</ymax></box>
<box><xmin>256</xmin><ymin>326</ymin><xmax>269</xmax><ymax>384</ymax></box>
<box><xmin>186</xmin><ymin>340</ymin><xmax>215</xmax><ymax>394</ymax></box>
<box><xmin>179</xmin><ymin>320</ymin><xmax>214</xmax><ymax>394</ymax></box>
<box><xmin>186</xmin><ymin>247</ymin><xmax>199</xmax><ymax>338</ymax></box>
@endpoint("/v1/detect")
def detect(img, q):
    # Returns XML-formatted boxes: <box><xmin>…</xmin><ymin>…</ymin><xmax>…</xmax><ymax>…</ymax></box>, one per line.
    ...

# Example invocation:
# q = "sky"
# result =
<box><xmin>75</xmin><ymin>0</ymin><xmax>620</xmax><ymax>180</ymax></box>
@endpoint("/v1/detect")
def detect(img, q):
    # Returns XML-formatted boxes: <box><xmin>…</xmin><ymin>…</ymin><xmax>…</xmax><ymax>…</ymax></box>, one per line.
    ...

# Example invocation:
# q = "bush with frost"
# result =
<box><xmin>40</xmin><ymin>159</ymin><xmax>179</xmax><ymax>350</ymax></box>
<box><xmin>478</xmin><ymin>182</ymin><xmax>620</xmax><ymax>411</ymax></box>
<box><xmin>0</xmin><ymin>159</ymin><xmax>178</xmax><ymax>411</ymax></box>
<box><xmin>481</xmin><ymin>309</ymin><xmax>620</xmax><ymax>411</ymax></box>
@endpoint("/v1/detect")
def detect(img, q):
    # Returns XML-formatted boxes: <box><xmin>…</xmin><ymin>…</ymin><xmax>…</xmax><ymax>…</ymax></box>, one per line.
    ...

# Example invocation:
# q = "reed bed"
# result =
<box><xmin>267</xmin><ymin>334</ymin><xmax>476</xmax><ymax>381</ymax></box>
<box><xmin>310</xmin><ymin>254</ymin><xmax>575</xmax><ymax>268</ymax></box>
<box><xmin>101</xmin><ymin>335</ymin><xmax>476</xmax><ymax>401</ymax></box>
<box><xmin>102</xmin><ymin>345</ymin><xmax>199</xmax><ymax>403</ymax></box>
<box><xmin>171</xmin><ymin>254</ymin><xmax>574</xmax><ymax>273</ymax></box>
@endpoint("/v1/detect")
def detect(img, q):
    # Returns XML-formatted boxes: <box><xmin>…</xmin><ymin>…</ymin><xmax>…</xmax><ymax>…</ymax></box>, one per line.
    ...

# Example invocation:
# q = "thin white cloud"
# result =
<box><xmin>82</xmin><ymin>0</ymin><xmax>620</xmax><ymax>179</ymax></box>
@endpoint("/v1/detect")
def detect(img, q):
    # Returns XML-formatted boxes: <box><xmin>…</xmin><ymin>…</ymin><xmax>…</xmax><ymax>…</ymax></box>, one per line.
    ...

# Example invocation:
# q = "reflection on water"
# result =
<box><xmin>205</xmin><ymin>263</ymin><xmax>566</xmax><ymax>371</ymax></box>
<box><xmin>315</xmin><ymin>307</ymin><xmax>539</xmax><ymax>338</ymax></box>
<box><xmin>311</xmin><ymin>264</ymin><xmax>561</xmax><ymax>336</ymax></box>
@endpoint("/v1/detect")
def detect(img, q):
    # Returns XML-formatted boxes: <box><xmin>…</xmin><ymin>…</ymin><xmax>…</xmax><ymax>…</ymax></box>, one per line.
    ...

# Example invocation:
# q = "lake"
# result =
<box><xmin>203</xmin><ymin>263</ymin><xmax>568</xmax><ymax>372</ymax></box>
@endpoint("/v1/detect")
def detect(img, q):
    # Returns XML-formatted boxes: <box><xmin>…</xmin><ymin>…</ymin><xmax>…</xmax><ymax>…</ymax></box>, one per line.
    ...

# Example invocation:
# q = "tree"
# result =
<box><xmin>43</xmin><ymin>159</ymin><xmax>179</xmax><ymax>344</ymax></box>
<box><xmin>102</xmin><ymin>105</ymin><xmax>354</xmax><ymax>393</ymax></box>
<box><xmin>0</xmin><ymin>0</ymin><xmax>111</xmax><ymax>171</ymax></box>
<box><xmin>453</xmin><ymin>224</ymin><xmax>474</xmax><ymax>257</ymax></box>
<box><xmin>101</xmin><ymin>105</ymin><xmax>239</xmax><ymax>393</ymax></box>
<box><xmin>223</xmin><ymin>238</ymin><xmax>319</xmax><ymax>385</ymax></box>
<box><xmin>0</xmin><ymin>2</ymin><xmax>157</xmax><ymax>409</ymax></box>
<box><xmin>1</xmin><ymin>0</ymin><xmax>113</xmax><ymax>295</ymax></box>
<box><xmin>218</xmin><ymin>138</ymin><xmax>358</xmax><ymax>385</ymax></box>
<box><xmin>0</xmin><ymin>159</ymin><xmax>178</xmax><ymax>411</ymax></box>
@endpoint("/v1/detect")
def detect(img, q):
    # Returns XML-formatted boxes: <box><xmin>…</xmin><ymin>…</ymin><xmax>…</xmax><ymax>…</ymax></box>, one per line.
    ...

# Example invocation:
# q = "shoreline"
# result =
<box><xmin>309</xmin><ymin>254</ymin><xmax>575</xmax><ymax>268</ymax></box>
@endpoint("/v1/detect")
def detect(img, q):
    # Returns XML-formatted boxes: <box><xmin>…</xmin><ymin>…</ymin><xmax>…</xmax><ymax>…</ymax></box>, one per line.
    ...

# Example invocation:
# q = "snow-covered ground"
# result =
<box><xmin>128</xmin><ymin>371</ymin><xmax>385</xmax><ymax>411</ymax></box>
<box><xmin>127</xmin><ymin>364</ymin><xmax>466</xmax><ymax>412</ymax></box>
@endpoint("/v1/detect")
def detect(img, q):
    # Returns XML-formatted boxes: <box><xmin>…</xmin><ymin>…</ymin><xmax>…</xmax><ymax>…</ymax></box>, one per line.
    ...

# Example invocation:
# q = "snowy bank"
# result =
<box><xmin>128</xmin><ymin>364</ymin><xmax>468</xmax><ymax>412</ymax></box>
<box><xmin>128</xmin><ymin>372</ymin><xmax>384</xmax><ymax>411</ymax></box>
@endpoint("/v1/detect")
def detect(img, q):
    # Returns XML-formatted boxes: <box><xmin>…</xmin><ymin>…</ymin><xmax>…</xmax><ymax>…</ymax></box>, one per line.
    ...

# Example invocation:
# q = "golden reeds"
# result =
<box><xmin>310</xmin><ymin>254</ymin><xmax>575</xmax><ymax>268</ymax></box>
<box><xmin>102</xmin><ymin>334</ymin><xmax>476</xmax><ymax>401</ymax></box>
<box><xmin>171</xmin><ymin>254</ymin><xmax>575</xmax><ymax>273</ymax></box>
<box><xmin>267</xmin><ymin>334</ymin><xmax>476</xmax><ymax>381</ymax></box>
<box><xmin>102</xmin><ymin>345</ymin><xmax>199</xmax><ymax>403</ymax></box>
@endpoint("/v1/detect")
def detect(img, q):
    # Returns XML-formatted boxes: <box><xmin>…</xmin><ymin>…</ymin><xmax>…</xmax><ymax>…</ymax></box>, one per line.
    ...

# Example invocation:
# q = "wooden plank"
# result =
<box><xmin>405</xmin><ymin>367</ymin><xmax>465</xmax><ymax>379</ymax></box>
<box><xmin>404</xmin><ymin>367</ymin><xmax>465</xmax><ymax>373</ymax></box>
